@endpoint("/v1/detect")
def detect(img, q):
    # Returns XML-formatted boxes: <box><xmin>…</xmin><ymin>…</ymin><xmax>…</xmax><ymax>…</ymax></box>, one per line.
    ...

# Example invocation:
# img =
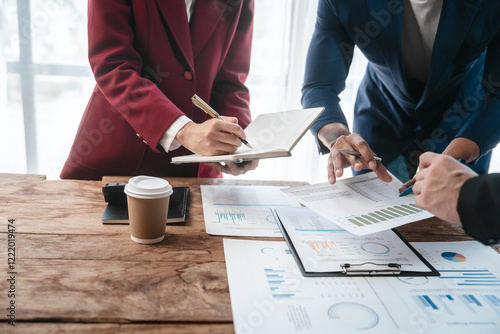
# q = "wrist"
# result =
<box><xmin>443</xmin><ymin>137</ymin><xmax>480</xmax><ymax>163</ymax></box>
<box><xmin>318</xmin><ymin>122</ymin><xmax>351</xmax><ymax>150</ymax></box>
<box><xmin>175</xmin><ymin>121</ymin><xmax>194</xmax><ymax>146</ymax></box>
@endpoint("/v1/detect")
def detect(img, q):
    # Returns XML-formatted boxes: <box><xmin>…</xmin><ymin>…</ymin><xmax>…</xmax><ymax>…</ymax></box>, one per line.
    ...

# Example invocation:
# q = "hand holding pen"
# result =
<box><xmin>399</xmin><ymin>157</ymin><xmax>467</xmax><ymax>197</ymax></box>
<box><xmin>192</xmin><ymin>94</ymin><xmax>253</xmax><ymax>149</ymax></box>
<box><xmin>175</xmin><ymin>95</ymin><xmax>251</xmax><ymax>157</ymax></box>
<box><xmin>410</xmin><ymin>153</ymin><xmax>476</xmax><ymax>223</ymax></box>
<box><xmin>320</xmin><ymin>126</ymin><xmax>392</xmax><ymax>184</ymax></box>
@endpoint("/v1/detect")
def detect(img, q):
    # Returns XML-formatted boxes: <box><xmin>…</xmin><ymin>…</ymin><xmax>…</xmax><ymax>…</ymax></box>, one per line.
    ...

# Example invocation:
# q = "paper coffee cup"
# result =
<box><xmin>124</xmin><ymin>176</ymin><xmax>173</xmax><ymax>244</ymax></box>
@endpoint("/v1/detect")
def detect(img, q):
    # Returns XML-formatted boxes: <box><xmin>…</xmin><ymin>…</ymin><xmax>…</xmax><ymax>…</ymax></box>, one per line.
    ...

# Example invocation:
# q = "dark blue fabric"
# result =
<box><xmin>303</xmin><ymin>0</ymin><xmax>500</xmax><ymax>174</ymax></box>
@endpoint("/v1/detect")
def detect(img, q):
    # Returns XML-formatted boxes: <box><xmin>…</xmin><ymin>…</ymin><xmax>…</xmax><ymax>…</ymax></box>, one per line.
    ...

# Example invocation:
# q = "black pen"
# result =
<box><xmin>191</xmin><ymin>94</ymin><xmax>253</xmax><ymax>149</ymax></box>
<box><xmin>339</xmin><ymin>149</ymin><xmax>382</xmax><ymax>162</ymax></box>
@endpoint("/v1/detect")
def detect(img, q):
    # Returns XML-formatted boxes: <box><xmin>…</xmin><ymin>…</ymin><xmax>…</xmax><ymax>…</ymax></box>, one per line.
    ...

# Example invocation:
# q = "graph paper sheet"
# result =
<box><xmin>224</xmin><ymin>239</ymin><xmax>500</xmax><ymax>334</ymax></box>
<box><xmin>273</xmin><ymin>206</ymin><xmax>435</xmax><ymax>276</ymax></box>
<box><xmin>281</xmin><ymin>172</ymin><xmax>434</xmax><ymax>236</ymax></box>
<box><xmin>200</xmin><ymin>185</ymin><xmax>301</xmax><ymax>237</ymax></box>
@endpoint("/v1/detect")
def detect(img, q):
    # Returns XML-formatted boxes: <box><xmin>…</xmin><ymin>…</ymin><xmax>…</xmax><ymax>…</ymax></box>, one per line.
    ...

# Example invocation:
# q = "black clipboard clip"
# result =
<box><xmin>341</xmin><ymin>262</ymin><xmax>401</xmax><ymax>276</ymax></box>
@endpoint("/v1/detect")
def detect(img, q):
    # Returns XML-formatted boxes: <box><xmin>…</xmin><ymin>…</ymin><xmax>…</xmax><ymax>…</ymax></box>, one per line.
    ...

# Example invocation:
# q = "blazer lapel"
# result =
<box><xmin>419</xmin><ymin>0</ymin><xmax>482</xmax><ymax>106</ymax></box>
<box><xmin>190</xmin><ymin>0</ymin><xmax>238</xmax><ymax>58</ymax></box>
<box><xmin>155</xmin><ymin>0</ymin><xmax>195</xmax><ymax>71</ymax></box>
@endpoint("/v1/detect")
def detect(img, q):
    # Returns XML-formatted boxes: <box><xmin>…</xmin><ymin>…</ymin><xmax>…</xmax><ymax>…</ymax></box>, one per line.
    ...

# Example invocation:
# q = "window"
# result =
<box><xmin>1</xmin><ymin>0</ymin><xmax>94</xmax><ymax>178</ymax></box>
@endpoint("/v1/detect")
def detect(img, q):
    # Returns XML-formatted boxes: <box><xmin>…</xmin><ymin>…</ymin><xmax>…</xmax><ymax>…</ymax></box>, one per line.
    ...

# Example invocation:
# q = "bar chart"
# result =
<box><xmin>413</xmin><ymin>294</ymin><xmax>500</xmax><ymax>322</ymax></box>
<box><xmin>202</xmin><ymin>185</ymin><xmax>301</xmax><ymax>237</ymax></box>
<box><xmin>215</xmin><ymin>209</ymin><xmax>246</xmax><ymax>223</ymax></box>
<box><xmin>280</xmin><ymin>172</ymin><xmax>434</xmax><ymax>235</ymax></box>
<box><xmin>264</xmin><ymin>267</ymin><xmax>305</xmax><ymax>300</ymax></box>
<box><xmin>301</xmin><ymin>241</ymin><xmax>337</xmax><ymax>255</ymax></box>
<box><xmin>346</xmin><ymin>204</ymin><xmax>423</xmax><ymax>227</ymax></box>
<box><xmin>439</xmin><ymin>269</ymin><xmax>500</xmax><ymax>287</ymax></box>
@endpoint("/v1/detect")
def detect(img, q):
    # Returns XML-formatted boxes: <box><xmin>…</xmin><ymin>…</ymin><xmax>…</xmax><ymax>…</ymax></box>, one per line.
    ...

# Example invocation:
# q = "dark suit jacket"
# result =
<box><xmin>303</xmin><ymin>0</ymin><xmax>500</xmax><ymax>174</ymax></box>
<box><xmin>61</xmin><ymin>0</ymin><xmax>254</xmax><ymax>180</ymax></box>
<box><xmin>459</xmin><ymin>174</ymin><xmax>500</xmax><ymax>245</ymax></box>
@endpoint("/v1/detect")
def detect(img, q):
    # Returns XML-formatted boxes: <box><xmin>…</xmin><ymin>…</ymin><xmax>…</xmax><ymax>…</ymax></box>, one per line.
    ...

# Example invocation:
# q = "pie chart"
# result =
<box><xmin>441</xmin><ymin>252</ymin><xmax>466</xmax><ymax>262</ymax></box>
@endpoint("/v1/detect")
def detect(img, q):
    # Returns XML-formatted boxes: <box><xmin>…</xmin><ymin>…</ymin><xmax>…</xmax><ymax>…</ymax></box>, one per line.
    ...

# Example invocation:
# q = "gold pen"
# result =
<box><xmin>191</xmin><ymin>94</ymin><xmax>253</xmax><ymax>149</ymax></box>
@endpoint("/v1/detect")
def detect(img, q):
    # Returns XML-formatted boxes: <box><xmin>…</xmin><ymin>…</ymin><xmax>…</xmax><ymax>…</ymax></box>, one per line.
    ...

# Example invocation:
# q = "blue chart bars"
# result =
<box><xmin>264</xmin><ymin>267</ymin><xmax>303</xmax><ymax>300</ymax></box>
<box><xmin>215</xmin><ymin>210</ymin><xmax>246</xmax><ymax>223</ymax></box>
<box><xmin>439</xmin><ymin>269</ymin><xmax>500</xmax><ymax>286</ymax></box>
<box><xmin>413</xmin><ymin>294</ymin><xmax>500</xmax><ymax>322</ymax></box>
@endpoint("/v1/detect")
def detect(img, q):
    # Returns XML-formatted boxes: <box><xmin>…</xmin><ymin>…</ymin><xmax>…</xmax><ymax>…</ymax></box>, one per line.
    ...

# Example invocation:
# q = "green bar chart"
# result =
<box><xmin>347</xmin><ymin>204</ymin><xmax>423</xmax><ymax>227</ymax></box>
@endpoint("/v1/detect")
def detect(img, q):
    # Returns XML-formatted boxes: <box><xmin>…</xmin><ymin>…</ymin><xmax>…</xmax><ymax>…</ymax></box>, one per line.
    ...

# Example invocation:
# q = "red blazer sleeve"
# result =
<box><xmin>87</xmin><ymin>0</ymin><xmax>185</xmax><ymax>153</ymax></box>
<box><xmin>209</xmin><ymin>0</ymin><xmax>254</xmax><ymax>129</ymax></box>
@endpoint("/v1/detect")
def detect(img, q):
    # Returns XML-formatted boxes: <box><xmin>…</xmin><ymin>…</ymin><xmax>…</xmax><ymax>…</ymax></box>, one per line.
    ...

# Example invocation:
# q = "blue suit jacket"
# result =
<box><xmin>303</xmin><ymin>0</ymin><xmax>500</xmax><ymax>173</ymax></box>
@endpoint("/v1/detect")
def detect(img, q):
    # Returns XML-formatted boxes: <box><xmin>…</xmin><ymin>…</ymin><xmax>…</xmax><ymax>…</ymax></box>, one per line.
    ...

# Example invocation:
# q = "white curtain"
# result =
<box><xmin>230</xmin><ymin>0</ymin><xmax>367</xmax><ymax>184</ymax></box>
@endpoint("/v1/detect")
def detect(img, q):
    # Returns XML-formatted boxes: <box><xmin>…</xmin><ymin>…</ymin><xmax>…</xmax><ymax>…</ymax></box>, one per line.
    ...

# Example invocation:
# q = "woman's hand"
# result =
<box><xmin>176</xmin><ymin>117</ymin><xmax>247</xmax><ymax>156</ymax></box>
<box><xmin>206</xmin><ymin>160</ymin><xmax>259</xmax><ymax>176</ymax></box>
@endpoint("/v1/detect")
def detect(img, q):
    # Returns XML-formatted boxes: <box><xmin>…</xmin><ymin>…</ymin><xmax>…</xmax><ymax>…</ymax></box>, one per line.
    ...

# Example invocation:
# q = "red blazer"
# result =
<box><xmin>60</xmin><ymin>0</ymin><xmax>254</xmax><ymax>180</ymax></box>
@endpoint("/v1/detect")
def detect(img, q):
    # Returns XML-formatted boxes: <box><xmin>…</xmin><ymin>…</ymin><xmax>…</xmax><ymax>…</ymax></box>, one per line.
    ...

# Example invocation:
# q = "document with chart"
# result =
<box><xmin>273</xmin><ymin>206</ymin><xmax>437</xmax><ymax>276</ymax></box>
<box><xmin>200</xmin><ymin>185</ymin><xmax>301</xmax><ymax>237</ymax></box>
<box><xmin>224</xmin><ymin>239</ymin><xmax>500</xmax><ymax>334</ymax></box>
<box><xmin>281</xmin><ymin>172</ymin><xmax>434</xmax><ymax>236</ymax></box>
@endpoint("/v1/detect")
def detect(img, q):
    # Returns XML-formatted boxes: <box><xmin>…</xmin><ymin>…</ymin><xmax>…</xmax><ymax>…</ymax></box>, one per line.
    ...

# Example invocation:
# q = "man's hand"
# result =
<box><xmin>413</xmin><ymin>152</ymin><xmax>477</xmax><ymax>224</ymax></box>
<box><xmin>399</xmin><ymin>137</ymin><xmax>480</xmax><ymax>193</ymax></box>
<box><xmin>318</xmin><ymin>123</ymin><xmax>392</xmax><ymax>184</ymax></box>
<box><xmin>176</xmin><ymin>117</ymin><xmax>246</xmax><ymax>156</ymax></box>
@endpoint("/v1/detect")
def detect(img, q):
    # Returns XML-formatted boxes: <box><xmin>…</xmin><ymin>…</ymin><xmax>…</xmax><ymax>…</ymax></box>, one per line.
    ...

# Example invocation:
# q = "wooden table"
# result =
<box><xmin>0</xmin><ymin>174</ymin><xmax>497</xmax><ymax>333</ymax></box>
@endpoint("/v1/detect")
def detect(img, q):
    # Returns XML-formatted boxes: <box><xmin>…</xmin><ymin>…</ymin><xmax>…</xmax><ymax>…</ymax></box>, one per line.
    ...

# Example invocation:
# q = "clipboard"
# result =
<box><xmin>272</xmin><ymin>207</ymin><xmax>439</xmax><ymax>277</ymax></box>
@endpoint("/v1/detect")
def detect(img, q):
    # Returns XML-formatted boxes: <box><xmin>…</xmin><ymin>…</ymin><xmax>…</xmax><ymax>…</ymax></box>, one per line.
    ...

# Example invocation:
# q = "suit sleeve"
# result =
<box><xmin>209</xmin><ymin>0</ymin><xmax>254</xmax><ymax>129</ymax></box>
<box><xmin>302</xmin><ymin>0</ymin><xmax>353</xmax><ymax>154</ymax></box>
<box><xmin>87</xmin><ymin>0</ymin><xmax>184</xmax><ymax>153</ymax></box>
<box><xmin>458</xmin><ymin>174</ymin><xmax>500</xmax><ymax>245</ymax></box>
<box><xmin>455</xmin><ymin>30</ymin><xmax>500</xmax><ymax>158</ymax></box>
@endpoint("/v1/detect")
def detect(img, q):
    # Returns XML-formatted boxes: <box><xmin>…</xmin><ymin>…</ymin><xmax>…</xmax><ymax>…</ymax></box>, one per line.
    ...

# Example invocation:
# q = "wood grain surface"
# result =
<box><xmin>0</xmin><ymin>173</ymin><xmax>46</xmax><ymax>185</ymax></box>
<box><xmin>2</xmin><ymin>323</ymin><xmax>234</xmax><ymax>334</ymax></box>
<box><xmin>0</xmin><ymin>174</ymin><xmax>498</xmax><ymax>332</ymax></box>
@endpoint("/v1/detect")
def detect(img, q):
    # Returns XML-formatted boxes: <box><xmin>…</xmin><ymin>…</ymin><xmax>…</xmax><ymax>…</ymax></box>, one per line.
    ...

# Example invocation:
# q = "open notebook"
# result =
<box><xmin>171</xmin><ymin>107</ymin><xmax>324</xmax><ymax>164</ymax></box>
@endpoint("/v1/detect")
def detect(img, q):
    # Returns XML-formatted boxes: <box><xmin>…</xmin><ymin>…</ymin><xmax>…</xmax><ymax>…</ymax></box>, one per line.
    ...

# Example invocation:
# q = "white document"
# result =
<box><xmin>383</xmin><ymin>241</ymin><xmax>500</xmax><ymax>332</ymax></box>
<box><xmin>224</xmin><ymin>239</ymin><xmax>500</xmax><ymax>334</ymax></box>
<box><xmin>274</xmin><ymin>206</ymin><xmax>431</xmax><ymax>273</ymax></box>
<box><xmin>281</xmin><ymin>172</ymin><xmax>434</xmax><ymax>236</ymax></box>
<box><xmin>201</xmin><ymin>185</ymin><xmax>300</xmax><ymax>237</ymax></box>
<box><xmin>172</xmin><ymin>107</ymin><xmax>324</xmax><ymax>164</ymax></box>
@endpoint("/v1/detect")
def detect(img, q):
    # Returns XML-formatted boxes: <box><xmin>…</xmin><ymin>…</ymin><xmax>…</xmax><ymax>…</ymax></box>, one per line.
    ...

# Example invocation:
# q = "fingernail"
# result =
<box><xmin>369</xmin><ymin>161</ymin><xmax>376</xmax><ymax>170</ymax></box>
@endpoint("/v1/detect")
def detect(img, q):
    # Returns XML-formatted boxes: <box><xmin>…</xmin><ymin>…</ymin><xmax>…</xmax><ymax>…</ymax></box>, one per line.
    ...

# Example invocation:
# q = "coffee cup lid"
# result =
<box><xmin>124</xmin><ymin>176</ymin><xmax>173</xmax><ymax>199</ymax></box>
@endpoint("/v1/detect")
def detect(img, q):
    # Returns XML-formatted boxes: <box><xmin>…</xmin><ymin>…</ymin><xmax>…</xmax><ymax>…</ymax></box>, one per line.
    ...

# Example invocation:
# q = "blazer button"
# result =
<box><xmin>184</xmin><ymin>71</ymin><xmax>193</xmax><ymax>81</ymax></box>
